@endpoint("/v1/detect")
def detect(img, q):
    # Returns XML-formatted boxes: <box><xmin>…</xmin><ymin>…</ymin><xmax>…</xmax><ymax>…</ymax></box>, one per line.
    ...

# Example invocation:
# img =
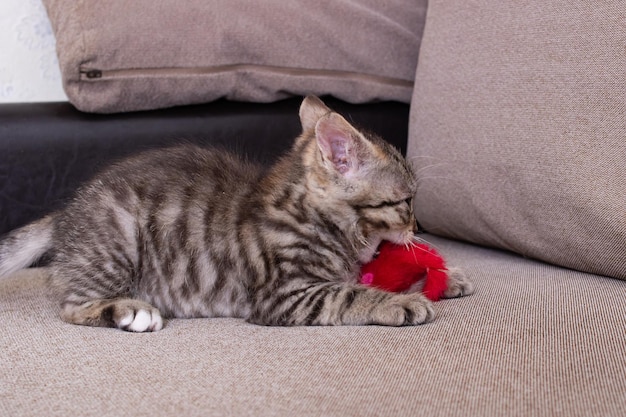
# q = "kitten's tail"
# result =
<box><xmin>0</xmin><ymin>215</ymin><xmax>55</xmax><ymax>278</ymax></box>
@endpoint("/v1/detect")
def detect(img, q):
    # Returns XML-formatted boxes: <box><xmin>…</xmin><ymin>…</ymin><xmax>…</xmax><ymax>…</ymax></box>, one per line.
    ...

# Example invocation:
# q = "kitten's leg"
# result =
<box><xmin>249</xmin><ymin>282</ymin><xmax>435</xmax><ymax>326</ymax></box>
<box><xmin>338</xmin><ymin>288</ymin><xmax>436</xmax><ymax>326</ymax></box>
<box><xmin>60</xmin><ymin>299</ymin><xmax>163</xmax><ymax>332</ymax></box>
<box><xmin>442</xmin><ymin>267</ymin><xmax>475</xmax><ymax>298</ymax></box>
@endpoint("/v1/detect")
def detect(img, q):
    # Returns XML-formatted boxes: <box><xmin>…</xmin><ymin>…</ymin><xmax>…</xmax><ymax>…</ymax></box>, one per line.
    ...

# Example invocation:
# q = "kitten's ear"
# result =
<box><xmin>299</xmin><ymin>95</ymin><xmax>331</xmax><ymax>133</ymax></box>
<box><xmin>315</xmin><ymin>112</ymin><xmax>362</xmax><ymax>176</ymax></box>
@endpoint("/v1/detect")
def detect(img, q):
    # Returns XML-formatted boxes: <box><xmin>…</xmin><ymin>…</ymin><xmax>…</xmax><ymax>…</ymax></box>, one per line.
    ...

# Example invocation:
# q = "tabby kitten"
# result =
<box><xmin>0</xmin><ymin>96</ymin><xmax>473</xmax><ymax>332</ymax></box>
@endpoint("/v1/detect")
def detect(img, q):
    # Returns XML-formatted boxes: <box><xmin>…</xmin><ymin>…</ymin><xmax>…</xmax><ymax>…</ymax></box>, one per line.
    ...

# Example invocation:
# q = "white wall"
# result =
<box><xmin>0</xmin><ymin>0</ymin><xmax>67</xmax><ymax>103</ymax></box>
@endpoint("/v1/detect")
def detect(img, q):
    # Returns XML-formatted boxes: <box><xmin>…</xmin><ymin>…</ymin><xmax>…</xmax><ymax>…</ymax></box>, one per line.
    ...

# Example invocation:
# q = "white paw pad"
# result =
<box><xmin>120</xmin><ymin>309</ymin><xmax>163</xmax><ymax>332</ymax></box>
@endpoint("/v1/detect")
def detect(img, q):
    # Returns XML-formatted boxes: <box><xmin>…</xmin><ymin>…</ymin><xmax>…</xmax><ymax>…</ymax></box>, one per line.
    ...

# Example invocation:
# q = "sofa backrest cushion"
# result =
<box><xmin>408</xmin><ymin>0</ymin><xmax>626</xmax><ymax>279</ymax></box>
<box><xmin>43</xmin><ymin>0</ymin><xmax>426</xmax><ymax>113</ymax></box>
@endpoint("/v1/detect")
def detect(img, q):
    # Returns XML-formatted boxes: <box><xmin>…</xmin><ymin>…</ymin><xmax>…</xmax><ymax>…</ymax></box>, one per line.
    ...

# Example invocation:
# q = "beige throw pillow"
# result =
<box><xmin>43</xmin><ymin>0</ymin><xmax>426</xmax><ymax>113</ymax></box>
<box><xmin>408</xmin><ymin>0</ymin><xmax>626</xmax><ymax>279</ymax></box>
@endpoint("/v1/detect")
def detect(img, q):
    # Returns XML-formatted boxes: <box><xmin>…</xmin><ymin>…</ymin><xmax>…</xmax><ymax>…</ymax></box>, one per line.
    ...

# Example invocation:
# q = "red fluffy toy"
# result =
<box><xmin>360</xmin><ymin>241</ymin><xmax>449</xmax><ymax>301</ymax></box>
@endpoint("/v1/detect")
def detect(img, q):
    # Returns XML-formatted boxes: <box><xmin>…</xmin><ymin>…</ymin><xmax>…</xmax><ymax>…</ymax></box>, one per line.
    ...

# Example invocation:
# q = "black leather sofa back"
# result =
<box><xmin>0</xmin><ymin>97</ymin><xmax>409</xmax><ymax>235</ymax></box>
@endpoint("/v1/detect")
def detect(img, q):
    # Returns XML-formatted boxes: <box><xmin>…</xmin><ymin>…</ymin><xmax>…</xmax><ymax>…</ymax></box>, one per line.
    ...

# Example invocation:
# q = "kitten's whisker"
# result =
<box><xmin>413</xmin><ymin>162</ymin><xmax>451</xmax><ymax>176</ymax></box>
<box><xmin>352</xmin><ymin>222</ymin><xmax>370</xmax><ymax>248</ymax></box>
<box><xmin>416</xmin><ymin>175</ymin><xmax>457</xmax><ymax>183</ymax></box>
<box><xmin>411</xmin><ymin>235</ymin><xmax>428</xmax><ymax>245</ymax></box>
<box><xmin>408</xmin><ymin>155</ymin><xmax>445</xmax><ymax>162</ymax></box>
<box><xmin>411</xmin><ymin>234</ymin><xmax>443</xmax><ymax>253</ymax></box>
<box><xmin>415</xmin><ymin>176</ymin><xmax>461</xmax><ymax>190</ymax></box>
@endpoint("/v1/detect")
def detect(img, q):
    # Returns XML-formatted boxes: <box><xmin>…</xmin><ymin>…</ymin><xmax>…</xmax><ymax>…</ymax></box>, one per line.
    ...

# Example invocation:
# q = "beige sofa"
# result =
<box><xmin>2</xmin><ymin>1</ymin><xmax>625</xmax><ymax>416</ymax></box>
<box><xmin>3</xmin><ymin>235</ymin><xmax>624</xmax><ymax>416</ymax></box>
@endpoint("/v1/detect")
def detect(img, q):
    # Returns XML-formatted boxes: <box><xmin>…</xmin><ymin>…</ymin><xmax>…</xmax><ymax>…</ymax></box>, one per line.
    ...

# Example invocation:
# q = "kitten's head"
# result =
<box><xmin>299</xmin><ymin>96</ymin><xmax>418</xmax><ymax>259</ymax></box>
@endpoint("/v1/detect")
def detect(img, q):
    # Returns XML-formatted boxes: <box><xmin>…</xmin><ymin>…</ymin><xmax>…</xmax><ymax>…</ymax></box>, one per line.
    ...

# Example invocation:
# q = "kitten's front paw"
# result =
<box><xmin>112</xmin><ymin>300</ymin><xmax>164</xmax><ymax>332</ymax></box>
<box><xmin>373</xmin><ymin>293</ymin><xmax>435</xmax><ymax>326</ymax></box>
<box><xmin>443</xmin><ymin>267</ymin><xmax>475</xmax><ymax>299</ymax></box>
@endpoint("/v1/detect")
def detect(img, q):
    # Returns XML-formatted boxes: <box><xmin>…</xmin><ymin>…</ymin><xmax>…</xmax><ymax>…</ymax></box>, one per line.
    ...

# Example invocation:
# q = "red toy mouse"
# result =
<box><xmin>360</xmin><ymin>241</ymin><xmax>449</xmax><ymax>301</ymax></box>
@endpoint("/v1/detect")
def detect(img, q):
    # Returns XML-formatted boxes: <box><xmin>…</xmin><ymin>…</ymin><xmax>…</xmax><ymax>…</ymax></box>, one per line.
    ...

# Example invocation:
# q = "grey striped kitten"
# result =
<box><xmin>0</xmin><ymin>96</ymin><xmax>473</xmax><ymax>332</ymax></box>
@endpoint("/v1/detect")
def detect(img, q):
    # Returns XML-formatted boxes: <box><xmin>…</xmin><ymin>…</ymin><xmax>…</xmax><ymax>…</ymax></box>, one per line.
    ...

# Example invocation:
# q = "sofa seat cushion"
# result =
<box><xmin>2</xmin><ymin>236</ymin><xmax>625</xmax><ymax>416</ymax></box>
<box><xmin>43</xmin><ymin>0</ymin><xmax>426</xmax><ymax>113</ymax></box>
<box><xmin>408</xmin><ymin>0</ymin><xmax>626</xmax><ymax>279</ymax></box>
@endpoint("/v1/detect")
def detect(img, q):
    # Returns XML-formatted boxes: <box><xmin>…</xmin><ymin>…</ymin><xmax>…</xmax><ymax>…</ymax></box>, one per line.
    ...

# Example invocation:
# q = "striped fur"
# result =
<box><xmin>0</xmin><ymin>96</ymin><xmax>469</xmax><ymax>332</ymax></box>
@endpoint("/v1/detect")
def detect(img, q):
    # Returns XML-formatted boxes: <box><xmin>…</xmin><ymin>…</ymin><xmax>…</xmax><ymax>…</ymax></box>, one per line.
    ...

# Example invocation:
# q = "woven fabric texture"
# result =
<box><xmin>43</xmin><ymin>0</ymin><xmax>426</xmax><ymax>113</ymax></box>
<box><xmin>2</xmin><ymin>236</ymin><xmax>625</xmax><ymax>417</ymax></box>
<box><xmin>408</xmin><ymin>0</ymin><xmax>626</xmax><ymax>279</ymax></box>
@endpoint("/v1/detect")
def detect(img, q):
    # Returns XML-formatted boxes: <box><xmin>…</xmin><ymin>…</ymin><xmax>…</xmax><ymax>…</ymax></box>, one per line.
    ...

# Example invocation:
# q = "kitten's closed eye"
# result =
<box><xmin>356</xmin><ymin>198</ymin><xmax>413</xmax><ymax>210</ymax></box>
